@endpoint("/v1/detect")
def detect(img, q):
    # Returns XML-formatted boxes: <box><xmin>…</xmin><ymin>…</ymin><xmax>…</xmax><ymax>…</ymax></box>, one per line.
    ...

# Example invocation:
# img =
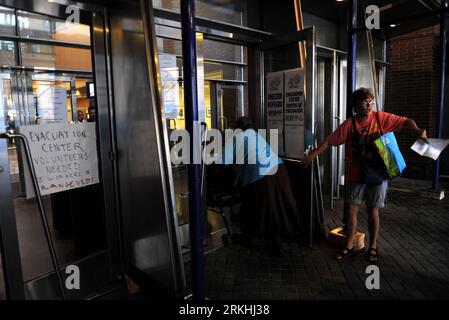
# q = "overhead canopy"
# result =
<box><xmin>302</xmin><ymin>0</ymin><xmax>440</xmax><ymax>38</ymax></box>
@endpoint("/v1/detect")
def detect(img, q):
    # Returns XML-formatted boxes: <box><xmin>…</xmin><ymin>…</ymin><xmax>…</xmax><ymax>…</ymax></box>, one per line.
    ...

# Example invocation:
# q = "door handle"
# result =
<box><xmin>0</xmin><ymin>131</ymin><xmax>67</xmax><ymax>299</ymax></box>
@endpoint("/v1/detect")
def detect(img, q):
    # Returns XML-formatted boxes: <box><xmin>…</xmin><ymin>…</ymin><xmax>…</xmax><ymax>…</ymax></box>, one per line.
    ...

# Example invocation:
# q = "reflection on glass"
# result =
<box><xmin>0</xmin><ymin>254</ymin><xmax>5</xmax><ymax>299</ymax></box>
<box><xmin>157</xmin><ymin>37</ymin><xmax>182</xmax><ymax>57</ymax></box>
<box><xmin>152</xmin><ymin>0</ymin><xmax>246</xmax><ymax>26</ymax></box>
<box><xmin>221</xmin><ymin>85</ymin><xmax>244</xmax><ymax>128</ymax></box>
<box><xmin>0</xmin><ymin>41</ymin><xmax>16</xmax><ymax>65</ymax></box>
<box><xmin>203</xmin><ymin>39</ymin><xmax>243</xmax><ymax>62</ymax></box>
<box><xmin>17</xmin><ymin>11</ymin><xmax>90</xmax><ymax>45</ymax></box>
<box><xmin>0</xmin><ymin>6</ymin><xmax>15</xmax><ymax>36</ymax></box>
<box><xmin>74</xmin><ymin>78</ymin><xmax>93</xmax><ymax>123</ymax></box>
<box><xmin>20</xmin><ymin>43</ymin><xmax>92</xmax><ymax>71</ymax></box>
<box><xmin>0</xmin><ymin>77</ymin><xmax>17</xmax><ymax>175</ymax></box>
<box><xmin>32</xmin><ymin>79</ymin><xmax>73</xmax><ymax>123</ymax></box>
<box><xmin>173</xmin><ymin>166</ymin><xmax>189</xmax><ymax>226</ymax></box>
<box><xmin>205</xmin><ymin>62</ymin><xmax>242</xmax><ymax>81</ymax></box>
<box><xmin>0</xmin><ymin>71</ymin><xmax>107</xmax><ymax>283</ymax></box>
<box><xmin>0</xmin><ymin>75</ymin><xmax>12</xmax><ymax>299</ymax></box>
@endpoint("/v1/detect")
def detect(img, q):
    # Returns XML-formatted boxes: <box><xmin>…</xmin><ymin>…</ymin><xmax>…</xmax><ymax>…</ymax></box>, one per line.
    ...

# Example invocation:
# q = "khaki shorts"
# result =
<box><xmin>345</xmin><ymin>180</ymin><xmax>388</xmax><ymax>208</ymax></box>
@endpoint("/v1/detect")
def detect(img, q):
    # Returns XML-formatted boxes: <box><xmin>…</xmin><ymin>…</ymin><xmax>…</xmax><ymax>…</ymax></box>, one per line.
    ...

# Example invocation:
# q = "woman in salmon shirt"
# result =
<box><xmin>304</xmin><ymin>88</ymin><xmax>427</xmax><ymax>262</ymax></box>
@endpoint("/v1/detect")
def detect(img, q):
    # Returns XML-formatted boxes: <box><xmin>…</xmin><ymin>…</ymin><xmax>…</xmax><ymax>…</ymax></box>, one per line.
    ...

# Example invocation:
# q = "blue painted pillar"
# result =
<box><xmin>433</xmin><ymin>0</ymin><xmax>448</xmax><ymax>191</ymax></box>
<box><xmin>180</xmin><ymin>0</ymin><xmax>205</xmax><ymax>300</ymax></box>
<box><xmin>346</xmin><ymin>0</ymin><xmax>358</xmax><ymax>119</ymax></box>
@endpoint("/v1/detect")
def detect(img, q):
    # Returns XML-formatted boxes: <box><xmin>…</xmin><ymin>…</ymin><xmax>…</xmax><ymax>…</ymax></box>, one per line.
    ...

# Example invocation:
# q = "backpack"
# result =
<box><xmin>350</xmin><ymin>113</ymin><xmax>388</xmax><ymax>185</ymax></box>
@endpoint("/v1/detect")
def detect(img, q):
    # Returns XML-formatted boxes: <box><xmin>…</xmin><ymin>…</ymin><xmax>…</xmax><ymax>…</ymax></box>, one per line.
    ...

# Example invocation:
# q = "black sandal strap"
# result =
<box><xmin>340</xmin><ymin>247</ymin><xmax>354</xmax><ymax>255</ymax></box>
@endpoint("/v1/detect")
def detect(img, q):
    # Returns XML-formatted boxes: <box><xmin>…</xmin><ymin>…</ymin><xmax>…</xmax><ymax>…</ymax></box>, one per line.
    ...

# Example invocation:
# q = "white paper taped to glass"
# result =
<box><xmin>411</xmin><ymin>138</ymin><xmax>449</xmax><ymax>160</ymax></box>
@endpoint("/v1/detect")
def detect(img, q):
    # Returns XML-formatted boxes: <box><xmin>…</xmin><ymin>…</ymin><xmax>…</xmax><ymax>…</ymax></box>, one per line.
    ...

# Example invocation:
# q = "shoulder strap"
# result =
<box><xmin>374</xmin><ymin>112</ymin><xmax>384</xmax><ymax>136</ymax></box>
<box><xmin>351</xmin><ymin>116</ymin><xmax>357</xmax><ymax>133</ymax></box>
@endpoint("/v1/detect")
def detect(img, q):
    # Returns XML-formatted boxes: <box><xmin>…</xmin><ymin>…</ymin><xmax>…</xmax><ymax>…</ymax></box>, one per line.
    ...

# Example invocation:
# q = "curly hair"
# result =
<box><xmin>352</xmin><ymin>87</ymin><xmax>374</xmax><ymax>112</ymax></box>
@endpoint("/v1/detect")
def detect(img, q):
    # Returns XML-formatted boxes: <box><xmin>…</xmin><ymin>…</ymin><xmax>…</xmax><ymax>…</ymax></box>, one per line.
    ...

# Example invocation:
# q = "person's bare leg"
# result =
<box><xmin>342</xmin><ymin>201</ymin><xmax>350</xmax><ymax>233</ymax></box>
<box><xmin>367</xmin><ymin>207</ymin><xmax>380</xmax><ymax>261</ymax></box>
<box><xmin>336</xmin><ymin>204</ymin><xmax>360</xmax><ymax>259</ymax></box>
<box><xmin>345</xmin><ymin>204</ymin><xmax>360</xmax><ymax>249</ymax></box>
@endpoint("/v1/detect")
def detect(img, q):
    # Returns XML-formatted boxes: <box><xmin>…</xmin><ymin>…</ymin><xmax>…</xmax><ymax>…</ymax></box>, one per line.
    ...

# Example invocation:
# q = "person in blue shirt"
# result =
<box><xmin>221</xmin><ymin>117</ymin><xmax>303</xmax><ymax>256</ymax></box>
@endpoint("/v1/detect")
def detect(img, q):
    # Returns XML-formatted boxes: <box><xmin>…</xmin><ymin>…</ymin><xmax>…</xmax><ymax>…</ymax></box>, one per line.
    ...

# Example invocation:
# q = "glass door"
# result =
<box><xmin>0</xmin><ymin>69</ymin><xmax>116</xmax><ymax>299</ymax></box>
<box><xmin>261</xmin><ymin>27</ymin><xmax>319</xmax><ymax>245</ymax></box>
<box><xmin>0</xmin><ymin>3</ymin><xmax>119</xmax><ymax>299</ymax></box>
<box><xmin>208</xmin><ymin>81</ymin><xmax>246</xmax><ymax>131</ymax></box>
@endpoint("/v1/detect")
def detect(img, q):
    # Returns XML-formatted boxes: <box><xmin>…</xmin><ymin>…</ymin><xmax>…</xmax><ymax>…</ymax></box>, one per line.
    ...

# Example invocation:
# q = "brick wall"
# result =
<box><xmin>385</xmin><ymin>26</ymin><xmax>440</xmax><ymax>179</ymax></box>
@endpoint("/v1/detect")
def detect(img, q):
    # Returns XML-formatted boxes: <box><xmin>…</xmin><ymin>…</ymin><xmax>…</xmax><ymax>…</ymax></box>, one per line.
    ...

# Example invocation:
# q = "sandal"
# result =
<box><xmin>336</xmin><ymin>247</ymin><xmax>355</xmax><ymax>261</ymax></box>
<box><xmin>367</xmin><ymin>247</ymin><xmax>379</xmax><ymax>263</ymax></box>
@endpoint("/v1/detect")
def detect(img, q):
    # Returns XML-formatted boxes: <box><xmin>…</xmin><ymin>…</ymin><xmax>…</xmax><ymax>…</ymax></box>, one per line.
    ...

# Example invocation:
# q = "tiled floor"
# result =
<box><xmin>184</xmin><ymin>178</ymin><xmax>449</xmax><ymax>300</ymax></box>
<box><xmin>4</xmin><ymin>178</ymin><xmax>447</xmax><ymax>300</ymax></box>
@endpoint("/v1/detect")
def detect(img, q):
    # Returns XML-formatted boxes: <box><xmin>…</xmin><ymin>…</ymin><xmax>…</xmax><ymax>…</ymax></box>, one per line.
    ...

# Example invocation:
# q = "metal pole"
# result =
<box><xmin>346</xmin><ymin>0</ymin><xmax>357</xmax><ymax>119</ymax></box>
<box><xmin>181</xmin><ymin>0</ymin><xmax>204</xmax><ymax>300</ymax></box>
<box><xmin>343</xmin><ymin>0</ymin><xmax>358</xmax><ymax>228</ymax></box>
<box><xmin>433</xmin><ymin>0</ymin><xmax>448</xmax><ymax>191</ymax></box>
<box><xmin>0</xmin><ymin>132</ymin><xmax>67</xmax><ymax>300</ymax></box>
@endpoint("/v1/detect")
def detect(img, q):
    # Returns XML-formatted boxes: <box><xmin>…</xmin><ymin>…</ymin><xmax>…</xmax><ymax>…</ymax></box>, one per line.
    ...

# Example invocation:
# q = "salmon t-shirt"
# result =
<box><xmin>326</xmin><ymin>112</ymin><xmax>407</xmax><ymax>182</ymax></box>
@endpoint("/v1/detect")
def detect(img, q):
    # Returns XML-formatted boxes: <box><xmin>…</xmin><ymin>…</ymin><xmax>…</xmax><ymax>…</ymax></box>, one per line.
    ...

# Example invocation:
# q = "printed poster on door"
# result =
<box><xmin>159</xmin><ymin>54</ymin><xmax>179</xmax><ymax>119</ymax></box>
<box><xmin>266</xmin><ymin>71</ymin><xmax>284</xmax><ymax>155</ymax></box>
<box><xmin>36</xmin><ymin>86</ymin><xmax>68</xmax><ymax>124</ymax></box>
<box><xmin>20</xmin><ymin>123</ymin><xmax>100</xmax><ymax>198</ymax></box>
<box><xmin>284</xmin><ymin>68</ymin><xmax>305</xmax><ymax>158</ymax></box>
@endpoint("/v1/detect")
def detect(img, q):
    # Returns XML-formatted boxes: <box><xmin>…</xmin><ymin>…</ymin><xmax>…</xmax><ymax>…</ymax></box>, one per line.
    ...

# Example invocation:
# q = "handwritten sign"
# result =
<box><xmin>20</xmin><ymin>123</ymin><xmax>99</xmax><ymax>198</ymax></box>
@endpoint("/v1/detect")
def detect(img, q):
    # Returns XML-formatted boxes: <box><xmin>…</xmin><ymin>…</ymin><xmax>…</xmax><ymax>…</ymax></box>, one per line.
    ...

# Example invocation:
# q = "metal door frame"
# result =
<box><xmin>0</xmin><ymin>1</ymin><xmax>122</xmax><ymax>299</ymax></box>
<box><xmin>315</xmin><ymin>47</ymin><xmax>345</xmax><ymax>210</ymax></box>
<box><xmin>209</xmin><ymin>81</ymin><xmax>245</xmax><ymax>131</ymax></box>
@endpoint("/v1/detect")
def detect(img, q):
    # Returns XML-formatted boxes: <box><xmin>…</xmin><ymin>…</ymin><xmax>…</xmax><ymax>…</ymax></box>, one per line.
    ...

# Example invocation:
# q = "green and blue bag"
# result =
<box><xmin>373</xmin><ymin>131</ymin><xmax>406</xmax><ymax>179</ymax></box>
<box><xmin>351</xmin><ymin>112</ymin><xmax>406</xmax><ymax>185</ymax></box>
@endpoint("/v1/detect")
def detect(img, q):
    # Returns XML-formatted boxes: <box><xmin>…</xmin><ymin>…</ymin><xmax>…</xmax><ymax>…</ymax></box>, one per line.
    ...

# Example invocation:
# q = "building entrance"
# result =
<box><xmin>0</xmin><ymin>2</ymin><xmax>120</xmax><ymax>299</ymax></box>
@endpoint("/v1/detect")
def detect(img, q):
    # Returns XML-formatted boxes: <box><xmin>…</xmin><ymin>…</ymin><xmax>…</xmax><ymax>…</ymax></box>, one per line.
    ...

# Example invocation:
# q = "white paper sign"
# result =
<box><xmin>159</xmin><ymin>54</ymin><xmax>179</xmax><ymax>119</ymax></box>
<box><xmin>20</xmin><ymin>123</ymin><xmax>99</xmax><ymax>197</ymax></box>
<box><xmin>284</xmin><ymin>68</ymin><xmax>305</xmax><ymax>158</ymax></box>
<box><xmin>36</xmin><ymin>86</ymin><xmax>68</xmax><ymax>124</ymax></box>
<box><xmin>411</xmin><ymin>138</ymin><xmax>449</xmax><ymax>160</ymax></box>
<box><xmin>266</xmin><ymin>71</ymin><xmax>284</xmax><ymax>154</ymax></box>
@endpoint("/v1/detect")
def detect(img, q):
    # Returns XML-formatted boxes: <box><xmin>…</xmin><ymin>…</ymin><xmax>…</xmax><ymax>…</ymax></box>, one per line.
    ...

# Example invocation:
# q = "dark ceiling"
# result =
<box><xmin>302</xmin><ymin>0</ymin><xmax>441</xmax><ymax>38</ymax></box>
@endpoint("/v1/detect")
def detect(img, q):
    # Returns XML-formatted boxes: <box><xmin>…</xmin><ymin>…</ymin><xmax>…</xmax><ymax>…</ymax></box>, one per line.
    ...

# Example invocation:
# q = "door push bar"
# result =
<box><xmin>200</xmin><ymin>122</ymin><xmax>208</xmax><ymax>196</ymax></box>
<box><xmin>0</xmin><ymin>132</ymin><xmax>67</xmax><ymax>300</ymax></box>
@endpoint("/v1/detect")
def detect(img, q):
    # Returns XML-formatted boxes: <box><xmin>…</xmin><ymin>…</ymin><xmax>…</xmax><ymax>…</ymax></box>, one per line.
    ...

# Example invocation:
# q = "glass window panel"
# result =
<box><xmin>0</xmin><ymin>40</ymin><xmax>16</xmax><ymax>65</ymax></box>
<box><xmin>2</xmin><ymin>73</ymin><xmax>107</xmax><ymax>282</ymax></box>
<box><xmin>204</xmin><ymin>62</ymin><xmax>243</xmax><ymax>81</ymax></box>
<box><xmin>152</xmin><ymin>0</ymin><xmax>247</xmax><ymax>26</ymax></box>
<box><xmin>155</xmin><ymin>25</ymin><xmax>181</xmax><ymax>41</ymax></box>
<box><xmin>75</xmin><ymin>78</ymin><xmax>94</xmax><ymax>122</ymax></box>
<box><xmin>17</xmin><ymin>11</ymin><xmax>90</xmax><ymax>45</ymax></box>
<box><xmin>157</xmin><ymin>37</ymin><xmax>182</xmax><ymax>56</ymax></box>
<box><xmin>0</xmin><ymin>6</ymin><xmax>16</xmax><ymax>36</ymax></box>
<box><xmin>196</xmin><ymin>0</ymin><xmax>245</xmax><ymax>26</ymax></box>
<box><xmin>20</xmin><ymin>43</ymin><xmax>92</xmax><ymax>71</ymax></box>
<box><xmin>32</xmin><ymin>79</ymin><xmax>73</xmax><ymax>122</ymax></box>
<box><xmin>203</xmin><ymin>39</ymin><xmax>243</xmax><ymax>62</ymax></box>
